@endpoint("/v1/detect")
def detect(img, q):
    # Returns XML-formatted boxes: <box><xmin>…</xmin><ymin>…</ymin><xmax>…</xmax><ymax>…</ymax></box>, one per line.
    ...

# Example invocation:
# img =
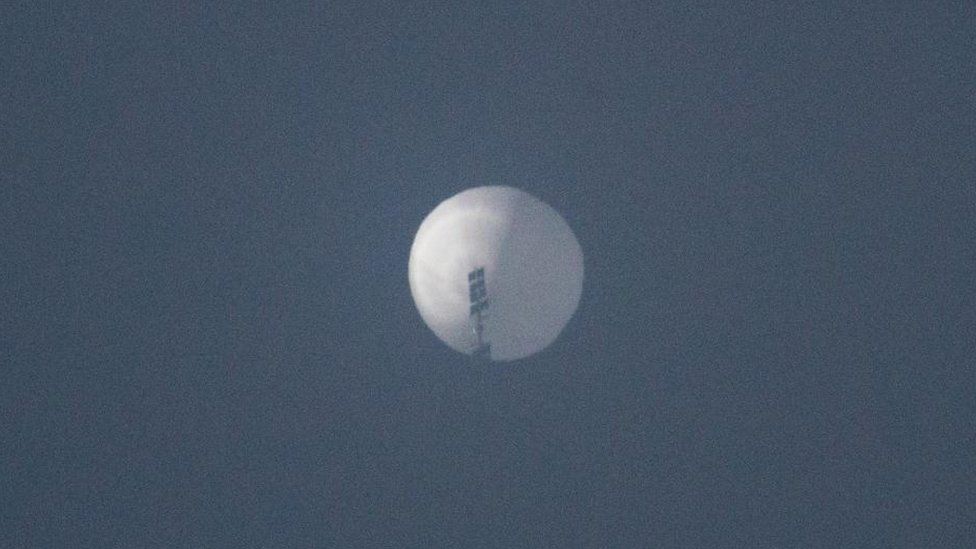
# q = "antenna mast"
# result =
<box><xmin>468</xmin><ymin>267</ymin><xmax>491</xmax><ymax>360</ymax></box>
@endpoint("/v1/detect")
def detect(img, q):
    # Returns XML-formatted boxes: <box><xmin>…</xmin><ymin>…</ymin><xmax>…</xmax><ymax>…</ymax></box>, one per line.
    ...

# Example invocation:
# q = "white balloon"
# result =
<box><xmin>408</xmin><ymin>186</ymin><xmax>584</xmax><ymax>361</ymax></box>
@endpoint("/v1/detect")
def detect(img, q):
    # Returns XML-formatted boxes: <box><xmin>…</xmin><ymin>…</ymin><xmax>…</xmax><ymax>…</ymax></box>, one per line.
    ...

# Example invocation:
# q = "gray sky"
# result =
<box><xmin>3</xmin><ymin>2</ymin><xmax>974</xmax><ymax>547</ymax></box>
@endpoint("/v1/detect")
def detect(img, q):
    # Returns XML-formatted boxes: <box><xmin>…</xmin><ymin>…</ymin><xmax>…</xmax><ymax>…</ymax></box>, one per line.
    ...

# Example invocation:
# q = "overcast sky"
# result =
<box><xmin>3</xmin><ymin>2</ymin><xmax>974</xmax><ymax>547</ymax></box>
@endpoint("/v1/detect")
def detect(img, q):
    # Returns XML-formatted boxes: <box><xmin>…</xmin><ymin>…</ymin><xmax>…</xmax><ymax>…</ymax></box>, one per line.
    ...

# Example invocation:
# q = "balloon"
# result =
<box><xmin>408</xmin><ymin>186</ymin><xmax>584</xmax><ymax>361</ymax></box>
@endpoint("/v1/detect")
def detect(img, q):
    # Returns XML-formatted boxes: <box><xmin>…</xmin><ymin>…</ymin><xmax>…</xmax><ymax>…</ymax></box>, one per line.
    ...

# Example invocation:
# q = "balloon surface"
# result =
<box><xmin>408</xmin><ymin>186</ymin><xmax>584</xmax><ymax>361</ymax></box>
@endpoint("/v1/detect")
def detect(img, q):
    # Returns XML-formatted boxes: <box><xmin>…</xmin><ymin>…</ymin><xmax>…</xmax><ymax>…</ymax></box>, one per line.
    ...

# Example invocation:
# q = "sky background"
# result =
<box><xmin>2</xmin><ymin>2</ymin><xmax>974</xmax><ymax>547</ymax></box>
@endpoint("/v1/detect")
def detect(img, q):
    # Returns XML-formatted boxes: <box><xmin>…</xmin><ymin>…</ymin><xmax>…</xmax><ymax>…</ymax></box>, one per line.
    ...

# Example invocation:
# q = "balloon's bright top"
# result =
<box><xmin>408</xmin><ymin>186</ymin><xmax>584</xmax><ymax>361</ymax></box>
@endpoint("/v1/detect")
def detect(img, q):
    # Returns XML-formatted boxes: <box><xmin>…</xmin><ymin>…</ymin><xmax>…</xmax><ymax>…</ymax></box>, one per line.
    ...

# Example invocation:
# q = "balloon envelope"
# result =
<box><xmin>408</xmin><ymin>186</ymin><xmax>583</xmax><ymax>361</ymax></box>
